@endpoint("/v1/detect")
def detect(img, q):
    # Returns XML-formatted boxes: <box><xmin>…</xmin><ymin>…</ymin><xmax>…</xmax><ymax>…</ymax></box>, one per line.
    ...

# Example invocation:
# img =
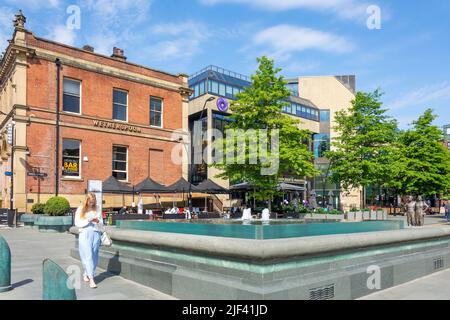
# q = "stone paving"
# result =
<box><xmin>0</xmin><ymin>227</ymin><xmax>175</xmax><ymax>300</ymax></box>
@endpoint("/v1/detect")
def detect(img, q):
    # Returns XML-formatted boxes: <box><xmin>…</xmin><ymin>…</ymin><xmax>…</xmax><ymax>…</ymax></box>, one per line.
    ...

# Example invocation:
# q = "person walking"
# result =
<box><xmin>445</xmin><ymin>201</ymin><xmax>450</xmax><ymax>222</ymax></box>
<box><xmin>75</xmin><ymin>193</ymin><xmax>103</xmax><ymax>289</ymax></box>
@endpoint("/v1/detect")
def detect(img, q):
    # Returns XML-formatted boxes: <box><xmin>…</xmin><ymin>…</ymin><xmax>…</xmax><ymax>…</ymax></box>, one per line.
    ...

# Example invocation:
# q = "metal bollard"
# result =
<box><xmin>0</xmin><ymin>235</ymin><xmax>12</xmax><ymax>292</ymax></box>
<box><xmin>42</xmin><ymin>259</ymin><xmax>77</xmax><ymax>300</ymax></box>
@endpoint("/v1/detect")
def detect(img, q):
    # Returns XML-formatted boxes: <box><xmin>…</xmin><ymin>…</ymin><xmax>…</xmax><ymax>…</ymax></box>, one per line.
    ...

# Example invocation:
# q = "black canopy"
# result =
<box><xmin>102</xmin><ymin>176</ymin><xmax>134</xmax><ymax>194</ymax></box>
<box><xmin>196</xmin><ymin>179</ymin><xmax>229</xmax><ymax>194</ymax></box>
<box><xmin>278</xmin><ymin>183</ymin><xmax>305</xmax><ymax>192</ymax></box>
<box><xmin>135</xmin><ymin>177</ymin><xmax>169</xmax><ymax>193</ymax></box>
<box><xmin>167</xmin><ymin>178</ymin><xmax>200</xmax><ymax>193</ymax></box>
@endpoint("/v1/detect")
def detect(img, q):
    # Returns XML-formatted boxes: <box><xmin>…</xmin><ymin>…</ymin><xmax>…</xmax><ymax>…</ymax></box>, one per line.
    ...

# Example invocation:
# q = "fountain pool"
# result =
<box><xmin>115</xmin><ymin>219</ymin><xmax>404</xmax><ymax>240</ymax></box>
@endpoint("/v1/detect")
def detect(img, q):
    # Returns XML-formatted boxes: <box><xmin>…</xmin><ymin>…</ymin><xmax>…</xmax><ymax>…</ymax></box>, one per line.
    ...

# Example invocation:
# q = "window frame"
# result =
<box><xmin>62</xmin><ymin>138</ymin><xmax>82</xmax><ymax>179</ymax></box>
<box><xmin>112</xmin><ymin>88</ymin><xmax>129</xmax><ymax>122</ymax></box>
<box><xmin>62</xmin><ymin>78</ymin><xmax>82</xmax><ymax>115</ymax></box>
<box><xmin>150</xmin><ymin>96</ymin><xmax>164</xmax><ymax>128</ymax></box>
<box><xmin>112</xmin><ymin>145</ymin><xmax>128</xmax><ymax>182</ymax></box>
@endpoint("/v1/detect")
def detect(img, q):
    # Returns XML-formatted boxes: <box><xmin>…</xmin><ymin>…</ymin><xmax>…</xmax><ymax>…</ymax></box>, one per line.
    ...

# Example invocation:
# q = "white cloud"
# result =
<box><xmin>4</xmin><ymin>0</ymin><xmax>61</xmax><ymax>9</ymax></box>
<box><xmin>46</xmin><ymin>25</ymin><xmax>77</xmax><ymax>46</ymax></box>
<box><xmin>389</xmin><ymin>82</ymin><xmax>450</xmax><ymax>110</ymax></box>
<box><xmin>200</xmin><ymin>0</ymin><xmax>369</xmax><ymax>19</ymax></box>
<box><xmin>147</xmin><ymin>21</ymin><xmax>209</xmax><ymax>61</ymax></box>
<box><xmin>251</xmin><ymin>24</ymin><xmax>355</xmax><ymax>60</ymax></box>
<box><xmin>0</xmin><ymin>8</ymin><xmax>15</xmax><ymax>54</ymax></box>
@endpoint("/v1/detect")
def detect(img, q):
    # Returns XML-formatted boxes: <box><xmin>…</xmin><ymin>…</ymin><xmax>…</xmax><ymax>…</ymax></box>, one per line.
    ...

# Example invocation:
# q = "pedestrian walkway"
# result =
<box><xmin>360</xmin><ymin>268</ymin><xmax>450</xmax><ymax>300</ymax></box>
<box><xmin>0</xmin><ymin>228</ymin><xmax>175</xmax><ymax>300</ymax></box>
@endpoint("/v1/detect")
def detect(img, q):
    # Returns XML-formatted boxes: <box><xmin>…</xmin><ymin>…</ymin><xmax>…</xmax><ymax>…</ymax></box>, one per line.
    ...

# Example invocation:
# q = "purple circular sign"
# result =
<box><xmin>217</xmin><ymin>98</ymin><xmax>229</xmax><ymax>112</ymax></box>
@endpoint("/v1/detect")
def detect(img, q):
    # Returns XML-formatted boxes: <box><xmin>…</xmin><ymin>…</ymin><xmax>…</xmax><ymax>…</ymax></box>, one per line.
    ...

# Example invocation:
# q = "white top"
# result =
<box><xmin>74</xmin><ymin>207</ymin><xmax>103</xmax><ymax>230</ymax></box>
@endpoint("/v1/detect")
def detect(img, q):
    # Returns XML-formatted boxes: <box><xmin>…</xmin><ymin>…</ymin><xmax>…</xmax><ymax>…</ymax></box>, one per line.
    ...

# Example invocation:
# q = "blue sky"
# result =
<box><xmin>0</xmin><ymin>0</ymin><xmax>449</xmax><ymax>129</ymax></box>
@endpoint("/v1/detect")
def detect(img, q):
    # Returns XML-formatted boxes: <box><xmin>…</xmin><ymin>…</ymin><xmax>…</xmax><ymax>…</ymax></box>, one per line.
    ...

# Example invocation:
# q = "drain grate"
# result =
<box><xmin>434</xmin><ymin>257</ymin><xmax>444</xmax><ymax>270</ymax></box>
<box><xmin>309</xmin><ymin>284</ymin><xmax>335</xmax><ymax>300</ymax></box>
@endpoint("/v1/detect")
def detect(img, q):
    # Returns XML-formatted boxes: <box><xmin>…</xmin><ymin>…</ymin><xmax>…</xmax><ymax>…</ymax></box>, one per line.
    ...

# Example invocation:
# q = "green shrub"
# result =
<box><xmin>350</xmin><ymin>208</ymin><xmax>359</xmax><ymax>212</ymax></box>
<box><xmin>298</xmin><ymin>206</ymin><xmax>309</xmax><ymax>214</ymax></box>
<box><xmin>330</xmin><ymin>210</ymin><xmax>343</xmax><ymax>215</ymax></box>
<box><xmin>316</xmin><ymin>208</ymin><xmax>326</xmax><ymax>214</ymax></box>
<box><xmin>44</xmin><ymin>197</ymin><xmax>71</xmax><ymax>216</ymax></box>
<box><xmin>31</xmin><ymin>203</ymin><xmax>46</xmax><ymax>215</ymax></box>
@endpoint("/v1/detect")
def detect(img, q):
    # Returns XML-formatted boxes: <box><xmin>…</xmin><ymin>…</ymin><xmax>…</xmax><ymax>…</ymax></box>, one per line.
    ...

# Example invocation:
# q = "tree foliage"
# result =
<box><xmin>326</xmin><ymin>90</ymin><xmax>399</xmax><ymax>204</ymax></box>
<box><xmin>397</xmin><ymin>109</ymin><xmax>450</xmax><ymax>196</ymax></box>
<box><xmin>213</xmin><ymin>56</ymin><xmax>318</xmax><ymax>203</ymax></box>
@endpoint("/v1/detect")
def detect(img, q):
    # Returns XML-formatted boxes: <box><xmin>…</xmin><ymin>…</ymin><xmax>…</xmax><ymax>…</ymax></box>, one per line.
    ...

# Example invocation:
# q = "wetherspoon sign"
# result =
<box><xmin>93</xmin><ymin>120</ymin><xmax>142</xmax><ymax>133</ymax></box>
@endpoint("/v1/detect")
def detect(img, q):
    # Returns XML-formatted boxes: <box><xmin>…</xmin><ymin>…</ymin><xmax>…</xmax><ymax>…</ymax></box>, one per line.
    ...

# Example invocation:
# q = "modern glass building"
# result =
<box><xmin>189</xmin><ymin>66</ymin><xmax>320</xmax><ymax>122</ymax></box>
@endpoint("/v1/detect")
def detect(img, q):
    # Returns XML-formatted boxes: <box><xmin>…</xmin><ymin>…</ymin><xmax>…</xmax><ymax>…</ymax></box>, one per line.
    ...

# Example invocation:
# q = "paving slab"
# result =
<box><xmin>0</xmin><ymin>227</ymin><xmax>175</xmax><ymax>300</ymax></box>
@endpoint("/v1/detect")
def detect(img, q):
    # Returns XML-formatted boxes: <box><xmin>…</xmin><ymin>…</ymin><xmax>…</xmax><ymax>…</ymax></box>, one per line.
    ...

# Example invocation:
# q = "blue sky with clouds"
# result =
<box><xmin>0</xmin><ymin>0</ymin><xmax>449</xmax><ymax>129</ymax></box>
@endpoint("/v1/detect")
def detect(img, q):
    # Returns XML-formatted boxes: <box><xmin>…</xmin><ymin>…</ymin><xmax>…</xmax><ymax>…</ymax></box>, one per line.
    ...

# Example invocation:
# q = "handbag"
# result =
<box><xmin>101</xmin><ymin>230</ymin><xmax>112</xmax><ymax>247</ymax></box>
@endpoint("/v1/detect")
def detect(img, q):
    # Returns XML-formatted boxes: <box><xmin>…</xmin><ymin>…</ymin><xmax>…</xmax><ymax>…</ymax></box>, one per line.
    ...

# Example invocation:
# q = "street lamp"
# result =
<box><xmin>188</xmin><ymin>96</ymin><xmax>216</xmax><ymax>215</ymax></box>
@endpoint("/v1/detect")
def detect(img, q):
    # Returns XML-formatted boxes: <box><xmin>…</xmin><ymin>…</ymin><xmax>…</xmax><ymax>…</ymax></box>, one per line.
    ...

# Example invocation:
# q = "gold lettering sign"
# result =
<box><xmin>93</xmin><ymin>120</ymin><xmax>142</xmax><ymax>133</ymax></box>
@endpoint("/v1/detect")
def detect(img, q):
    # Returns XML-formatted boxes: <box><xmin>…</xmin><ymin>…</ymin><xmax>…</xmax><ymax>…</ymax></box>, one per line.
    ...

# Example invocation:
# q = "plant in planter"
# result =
<box><xmin>35</xmin><ymin>197</ymin><xmax>72</xmax><ymax>233</ymax></box>
<box><xmin>44</xmin><ymin>197</ymin><xmax>71</xmax><ymax>216</ymax></box>
<box><xmin>31</xmin><ymin>203</ymin><xmax>46</xmax><ymax>215</ymax></box>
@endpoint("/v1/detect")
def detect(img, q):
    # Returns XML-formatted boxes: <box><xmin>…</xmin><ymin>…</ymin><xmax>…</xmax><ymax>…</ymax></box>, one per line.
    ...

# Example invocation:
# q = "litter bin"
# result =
<box><xmin>7</xmin><ymin>210</ymin><xmax>16</xmax><ymax>227</ymax></box>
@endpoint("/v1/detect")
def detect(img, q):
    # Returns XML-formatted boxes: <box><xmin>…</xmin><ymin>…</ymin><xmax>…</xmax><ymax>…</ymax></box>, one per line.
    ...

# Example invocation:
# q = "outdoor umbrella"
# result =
<box><xmin>196</xmin><ymin>179</ymin><xmax>229</xmax><ymax>194</ymax></box>
<box><xmin>102</xmin><ymin>176</ymin><xmax>134</xmax><ymax>194</ymax></box>
<box><xmin>135</xmin><ymin>177</ymin><xmax>169</xmax><ymax>193</ymax></box>
<box><xmin>102</xmin><ymin>176</ymin><xmax>134</xmax><ymax>208</ymax></box>
<box><xmin>277</xmin><ymin>183</ymin><xmax>305</xmax><ymax>192</ymax></box>
<box><xmin>167</xmin><ymin>178</ymin><xmax>200</xmax><ymax>208</ymax></box>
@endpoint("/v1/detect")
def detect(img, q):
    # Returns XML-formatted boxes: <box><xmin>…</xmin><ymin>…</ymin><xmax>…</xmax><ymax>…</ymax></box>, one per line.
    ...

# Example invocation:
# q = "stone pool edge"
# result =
<box><xmin>69</xmin><ymin>225</ymin><xmax>450</xmax><ymax>261</ymax></box>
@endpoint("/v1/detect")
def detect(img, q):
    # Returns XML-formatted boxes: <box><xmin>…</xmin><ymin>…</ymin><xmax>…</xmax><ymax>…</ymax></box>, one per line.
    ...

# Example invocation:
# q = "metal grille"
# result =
<box><xmin>309</xmin><ymin>284</ymin><xmax>335</xmax><ymax>300</ymax></box>
<box><xmin>434</xmin><ymin>257</ymin><xmax>444</xmax><ymax>270</ymax></box>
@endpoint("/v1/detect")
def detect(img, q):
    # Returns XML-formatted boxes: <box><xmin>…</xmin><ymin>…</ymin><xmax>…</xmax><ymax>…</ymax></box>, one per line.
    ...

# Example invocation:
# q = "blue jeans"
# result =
<box><xmin>79</xmin><ymin>224</ymin><xmax>102</xmax><ymax>278</ymax></box>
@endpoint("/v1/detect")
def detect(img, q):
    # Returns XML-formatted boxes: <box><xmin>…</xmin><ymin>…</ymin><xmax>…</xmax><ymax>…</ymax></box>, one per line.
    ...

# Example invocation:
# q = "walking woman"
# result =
<box><xmin>75</xmin><ymin>193</ymin><xmax>103</xmax><ymax>289</ymax></box>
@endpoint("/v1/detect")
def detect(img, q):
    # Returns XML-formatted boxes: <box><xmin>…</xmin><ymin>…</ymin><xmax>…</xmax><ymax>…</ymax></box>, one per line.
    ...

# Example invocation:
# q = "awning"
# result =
<box><xmin>102</xmin><ymin>176</ymin><xmax>134</xmax><ymax>194</ymax></box>
<box><xmin>167</xmin><ymin>178</ymin><xmax>200</xmax><ymax>193</ymax></box>
<box><xmin>195</xmin><ymin>179</ymin><xmax>229</xmax><ymax>194</ymax></box>
<box><xmin>230</xmin><ymin>182</ymin><xmax>305</xmax><ymax>192</ymax></box>
<box><xmin>134</xmin><ymin>177</ymin><xmax>170</xmax><ymax>193</ymax></box>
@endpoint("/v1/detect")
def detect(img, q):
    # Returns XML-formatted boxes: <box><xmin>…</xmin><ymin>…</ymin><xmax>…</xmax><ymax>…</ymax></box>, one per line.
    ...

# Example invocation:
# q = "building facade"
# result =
<box><xmin>0</xmin><ymin>11</ymin><xmax>190</xmax><ymax>212</ymax></box>
<box><xmin>188</xmin><ymin>66</ymin><xmax>321</xmax><ymax>203</ymax></box>
<box><xmin>188</xmin><ymin>67</ymin><xmax>361</xmax><ymax>211</ymax></box>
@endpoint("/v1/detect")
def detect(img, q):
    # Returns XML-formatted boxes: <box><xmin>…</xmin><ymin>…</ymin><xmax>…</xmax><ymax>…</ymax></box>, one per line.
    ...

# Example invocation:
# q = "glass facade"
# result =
<box><xmin>314</xmin><ymin>134</ymin><xmax>331</xmax><ymax>158</ymax></box>
<box><xmin>320</xmin><ymin>110</ymin><xmax>331</xmax><ymax>122</ymax></box>
<box><xmin>189</xmin><ymin>66</ymin><xmax>320</xmax><ymax>122</ymax></box>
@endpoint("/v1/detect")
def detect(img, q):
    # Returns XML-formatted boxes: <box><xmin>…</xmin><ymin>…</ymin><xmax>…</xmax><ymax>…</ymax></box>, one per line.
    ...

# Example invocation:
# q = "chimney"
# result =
<box><xmin>82</xmin><ymin>45</ymin><xmax>94</xmax><ymax>53</ymax></box>
<box><xmin>111</xmin><ymin>47</ymin><xmax>127</xmax><ymax>61</ymax></box>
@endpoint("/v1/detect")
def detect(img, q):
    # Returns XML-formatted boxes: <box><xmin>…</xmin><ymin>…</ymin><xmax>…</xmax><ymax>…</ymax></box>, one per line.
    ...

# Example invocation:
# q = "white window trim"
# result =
<box><xmin>150</xmin><ymin>96</ymin><xmax>164</xmax><ymax>128</ymax></box>
<box><xmin>62</xmin><ymin>139</ymin><xmax>82</xmax><ymax>179</ymax></box>
<box><xmin>113</xmin><ymin>88</ymin><xmax>128</xmax><ymax>122</ymax></box>
<box><xmin>63</xmin><ymin>78</ymin><xmax>82</xmax><ymax>115</ymax></box>
<box><xmin>112</xmin><ymin>145</ymin><xmax>128</xmax><ymax>182</ymax></box>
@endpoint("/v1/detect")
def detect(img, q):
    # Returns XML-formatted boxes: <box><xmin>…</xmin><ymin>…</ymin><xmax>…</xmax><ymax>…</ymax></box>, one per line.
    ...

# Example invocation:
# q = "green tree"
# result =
<box><xmin>326</xmin><ymin>90</ymin><xmax>399</xmax><ymax>208</ymax></box>
<box><xmin>397</xmin><ymin>109</ymin><xmax>450</xmax><ymax>197</ymax></box>
<box><xmin>213</xmin><ymin>56</ymin><xmax>318</xmax><ymax>208</ymax></box>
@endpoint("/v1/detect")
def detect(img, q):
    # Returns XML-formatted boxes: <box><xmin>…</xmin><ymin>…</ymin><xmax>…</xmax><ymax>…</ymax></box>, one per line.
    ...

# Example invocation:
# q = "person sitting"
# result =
<box><xmin>118</xmin><ymin>206</ymin><xmax>127</xmax><ymax>215</ymax></box>
<box><xmin>184</xmin><ymin>208</ymin><xmax>191</xmax><ymax>220</ymax></box>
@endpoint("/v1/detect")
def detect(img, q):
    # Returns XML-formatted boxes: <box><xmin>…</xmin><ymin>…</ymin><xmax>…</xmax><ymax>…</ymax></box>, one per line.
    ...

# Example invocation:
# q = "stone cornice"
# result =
<box><xmin>0</xmin><ymin>44</ymin><xmax>35</xmax><ymax>88</ymax></box>
<box><xmin>32</xmin><ymin>49</ymin><xmax>191</xmax><ymax>96</ymax></box>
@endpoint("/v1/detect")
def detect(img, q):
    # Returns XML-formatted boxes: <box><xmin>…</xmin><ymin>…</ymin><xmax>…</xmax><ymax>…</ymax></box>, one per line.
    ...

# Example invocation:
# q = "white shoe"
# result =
<box><xmin>89</xmin><ymin>280</ymin><xmax>97</xmax><ymax>289</ymax></box>
<box><xmin>83</xmin><ymin>275</ymin><xmax>90</xmax><ymax>283</ymax></box>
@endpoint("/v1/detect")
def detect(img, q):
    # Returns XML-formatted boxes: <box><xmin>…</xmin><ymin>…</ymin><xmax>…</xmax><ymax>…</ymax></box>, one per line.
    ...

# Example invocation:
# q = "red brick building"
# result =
<box><xmin>0</xmin><ymin>11</ymin><xmax>190</xmax><ymax>212</ymax></box>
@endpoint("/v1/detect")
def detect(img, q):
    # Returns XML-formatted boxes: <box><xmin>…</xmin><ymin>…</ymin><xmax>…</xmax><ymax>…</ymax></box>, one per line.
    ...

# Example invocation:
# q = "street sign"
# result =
<box><xmin>27</xmin><ymin>172</ymin><xmax>48</xmax><ymax>178</ymax></box>
<box><xmin>5</xmin><ymin>172</ymin><xmax>12</xmax><ymax>177</ymax></box>
<box><xmin>7</xmin><ymin>123</ymin><xmax>13</xmax><ymax>146</ymax></box>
